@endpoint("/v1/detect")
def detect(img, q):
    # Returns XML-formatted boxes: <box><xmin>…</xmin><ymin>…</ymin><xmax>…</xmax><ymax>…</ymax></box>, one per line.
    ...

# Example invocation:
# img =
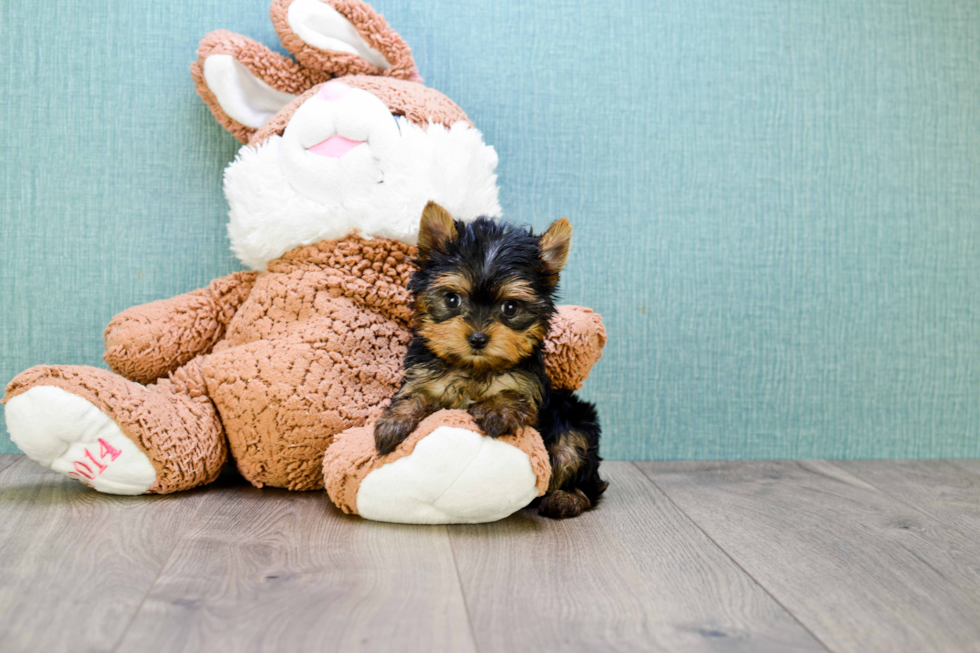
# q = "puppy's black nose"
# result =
<box><xmin>468</xmin><ymin>332</ymin><xmax>489</xmax><ymax>350</ymax></box>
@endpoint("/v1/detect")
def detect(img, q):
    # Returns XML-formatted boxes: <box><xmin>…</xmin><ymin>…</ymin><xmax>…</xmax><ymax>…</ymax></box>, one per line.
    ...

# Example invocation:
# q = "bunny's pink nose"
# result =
<box><xmin>317</xmin><ymin>81</ymin><xmax>353</xmax><ymax>102</ymax></box>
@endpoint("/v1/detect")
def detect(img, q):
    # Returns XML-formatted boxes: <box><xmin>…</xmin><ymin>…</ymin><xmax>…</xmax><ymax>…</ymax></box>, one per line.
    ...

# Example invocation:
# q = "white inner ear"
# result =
<box><xmin>203</xmin><ymin>55</ymin><xmax>297</xmax><ymax>129</ymax></box>
<box><xmin>287</xmin><ymin>0</ymin><xmax>391</xmax><ymax>70</ymax></box>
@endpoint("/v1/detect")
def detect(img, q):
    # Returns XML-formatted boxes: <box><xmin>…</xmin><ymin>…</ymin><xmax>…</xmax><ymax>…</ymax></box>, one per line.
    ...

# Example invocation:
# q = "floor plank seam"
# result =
<box><xmin>630</xmin><ymin>462</ymin><xmax>837</xmax><ymax>653</ymax></box>
<box><xmin>825</xmin><ymin>460</ymin><xmax>979</xmax><ymax>532</ymax></box>
<box><xmin>947</xmin><ymin>459</ymin><xmax>980</xmax><ymax>481</ymax></box>
<box><xmin>108</xmin><ymin>489</ymin><xmax>214</xmax><ymax>653</ymax></box>
<box><xmin>110</xmin><ymin>551</ymin><xmax>176</xmax><ymax>653</ymax></box>
<box><xmin>447</xmin><ymin>526</ymin><xmax>483</xmax><ymax>653</ymax></box>
<box><xmin>0</xmin><ymin>454</ymin><xmax>24</xmax><ymax>477</ymax></box>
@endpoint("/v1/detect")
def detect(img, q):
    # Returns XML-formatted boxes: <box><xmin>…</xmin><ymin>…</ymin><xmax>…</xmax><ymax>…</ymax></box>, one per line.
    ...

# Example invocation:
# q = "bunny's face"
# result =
<box><xmin>281</xmin><ymin>81</ymin><xmax>402</xmax><ymax>204</ymax></box>
<box><xmin>192</xmin><ymin>0</ymin><xmax>501</xmax><ymax>270</ymax></box>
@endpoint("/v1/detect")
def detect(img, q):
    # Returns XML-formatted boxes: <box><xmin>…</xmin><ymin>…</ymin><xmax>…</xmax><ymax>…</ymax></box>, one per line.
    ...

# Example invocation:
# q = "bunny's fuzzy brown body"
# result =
<box><xmin>7</xmin><ymin>236</ymin><xmax>603</xmax><ymax>491</ymax></box>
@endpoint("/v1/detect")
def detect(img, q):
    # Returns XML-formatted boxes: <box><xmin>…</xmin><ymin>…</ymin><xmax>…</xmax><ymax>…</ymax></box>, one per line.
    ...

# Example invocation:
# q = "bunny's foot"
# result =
<box><xmin>324</xmin><ymin>410</ymin><xmax>551</xmax><ymax>524</ymax></box>
<box><xmin>5</xmin><ymin>385</ymin><xmax>156</xmax><ymax>495</ymax></box>
<box><xmin>3</xmin><ymin>364</ymin><xmax>227</xmax><ymax>494</ymax></box>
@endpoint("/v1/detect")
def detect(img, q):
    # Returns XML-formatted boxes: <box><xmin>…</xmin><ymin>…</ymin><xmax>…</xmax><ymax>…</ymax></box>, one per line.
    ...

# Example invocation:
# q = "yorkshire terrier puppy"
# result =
<box><xmin>374</xmin><ymin>201</ymin><xmax>607</xmax><ymax>519</ymax></box>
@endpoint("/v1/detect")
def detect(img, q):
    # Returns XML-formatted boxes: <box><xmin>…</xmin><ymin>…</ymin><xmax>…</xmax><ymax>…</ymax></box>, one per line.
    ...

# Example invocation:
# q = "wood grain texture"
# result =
<box><xmin>834</xmin><ymin>460</ymin><xmax>980</xmax><ymax>537</ymax></box>
<box><xmin>6</xmin><ymin>458</ymin><xmax>980</xmax><ymax>652</ymax></box>
<box><xmin>640</xmin><ymin>460</ymin><xmax>980</xmax><ymax>653</ymax></box>
<box><xmin>448</xmin><ymin>462</ymin><xmax>827</xmax><ymax>653</ymax></box>
<box><xmin>0</xmin><ymin>454</ymin><xmax>21</xmax><ymax>475</ymax></box>
<box><xmin>951</xmin><ymin>459</ymin><xmax>980</xmax><ymax>479</ymax></box>
<box><xmin>115</xmin><ymin>479</ymin><xmax>476</xmax><ymax>653</ymax></box>
<box><xmin>0</xmin><ymin>457</ymin><xmax>206</xmax><ymax>653</ymax></box>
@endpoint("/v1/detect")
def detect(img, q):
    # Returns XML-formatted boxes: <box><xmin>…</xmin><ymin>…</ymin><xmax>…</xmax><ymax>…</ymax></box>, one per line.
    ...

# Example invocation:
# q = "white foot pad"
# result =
<box><xmin>356</xmin><ymin>426</ymin><xmax>540</xmax><ymax>524</ymax></box>
<box><xmin>5</xmin><ymin>386</ymin><xmax>157</xmax><ymax>495</ymax></box>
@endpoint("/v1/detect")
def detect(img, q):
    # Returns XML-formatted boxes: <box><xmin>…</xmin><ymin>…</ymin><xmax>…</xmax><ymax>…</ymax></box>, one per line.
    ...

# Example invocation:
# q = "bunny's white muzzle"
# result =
<box><xmin>223</xmin><ymin>82</ymin><xmax>502</xmax><ymax>270</ymax></box>
<box><xmin>280</xmin><ymin>82</ymin><xmax>402</xmax><ymax>205</ymax></box>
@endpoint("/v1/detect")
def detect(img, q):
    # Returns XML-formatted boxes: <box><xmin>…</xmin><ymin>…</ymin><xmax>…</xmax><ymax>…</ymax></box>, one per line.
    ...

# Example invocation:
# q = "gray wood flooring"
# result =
<box><xmin>2</xmin><ymin>455</ymin><xmax>980</xmax><ymax>653</ymax></box>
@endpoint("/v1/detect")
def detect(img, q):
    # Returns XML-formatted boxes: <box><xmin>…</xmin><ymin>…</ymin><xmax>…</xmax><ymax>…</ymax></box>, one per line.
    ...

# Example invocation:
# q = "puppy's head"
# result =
<box><xmin>410</xmin><ymin>201</ymin><xmax>572</xmax><ymax>371</ymax></box>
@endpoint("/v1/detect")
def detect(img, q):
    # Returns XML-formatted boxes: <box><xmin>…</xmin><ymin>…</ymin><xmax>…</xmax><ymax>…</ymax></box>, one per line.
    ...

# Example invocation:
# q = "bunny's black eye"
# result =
<box><xmin>445</xmin><ymin>293</ymin><xmax>461</xmax><ymax>310</ymax></box>
<box><xmin>501</xmin><ymin>300</ymin><xmax>519</xmax><ymax>317</ymax></box>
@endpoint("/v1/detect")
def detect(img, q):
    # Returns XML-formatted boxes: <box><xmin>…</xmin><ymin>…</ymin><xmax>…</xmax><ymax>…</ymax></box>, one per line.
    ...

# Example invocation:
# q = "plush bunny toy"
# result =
<box><xmin>2</xmin><ymin>0</ymin><xmax>606</xmax><ymax>524</ymax></box>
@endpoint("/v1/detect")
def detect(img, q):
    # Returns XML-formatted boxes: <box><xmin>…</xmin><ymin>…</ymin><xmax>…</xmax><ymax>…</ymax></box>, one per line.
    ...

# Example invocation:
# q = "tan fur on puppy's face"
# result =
<box><xmin>414</xmin><ymin>294</ymin><xmax>549</xmax><ymax>372</ymax></box>
<box><xmin>431</xmin><ymin>271</ymin><xmax>473</xmax><ymax>297</ymax></box>
<box><xmin>481</xmin><ymin>320</ymin><xmax>547</xmax><ymax>370</ymax></box>
<box><xmin>413</xmin><ymin>270</ymin><xmax>549</xmax><ymax>371</ymax></box>
<box><xmin>494</xmin><ymin>278</ymin><xmax>538</xmax><ymax>303</ymax></box>
<box><xmin>416</xmin><ymin>314</ymin><xmax>475</xmax><ymax>363</ymax></box>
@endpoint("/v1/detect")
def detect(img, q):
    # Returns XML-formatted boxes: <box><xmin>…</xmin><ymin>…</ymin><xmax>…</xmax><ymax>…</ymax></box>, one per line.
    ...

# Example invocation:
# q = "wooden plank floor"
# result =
<box><xmin>2</xmin><ymin>456</ymin><xmax>980</xmax><ymax>653</ymax></box>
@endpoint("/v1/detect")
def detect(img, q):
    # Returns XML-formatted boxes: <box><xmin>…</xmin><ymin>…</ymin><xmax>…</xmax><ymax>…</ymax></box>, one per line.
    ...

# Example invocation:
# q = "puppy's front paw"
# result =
<box><xmin>468</xmin><ymin>402</ymin><xmax>528</xmax><ymax>438</ymax></box>
<box><xmin>373</xmin><ymin>414</ymin><xmax>418</xmax><ymax>455</ymax></box>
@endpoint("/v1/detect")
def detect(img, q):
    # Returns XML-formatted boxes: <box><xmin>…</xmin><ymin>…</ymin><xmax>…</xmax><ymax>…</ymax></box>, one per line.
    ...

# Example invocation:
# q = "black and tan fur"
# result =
<box><xmin>374</xmin><ymin>201</ymin><xmax>606</xmax><ymax>519</ymax></box>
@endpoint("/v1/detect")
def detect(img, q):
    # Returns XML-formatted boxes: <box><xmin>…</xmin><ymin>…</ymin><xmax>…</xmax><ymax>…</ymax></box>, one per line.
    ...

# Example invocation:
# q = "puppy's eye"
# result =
<box><xmin>445</xmin><ymin>293</ymin><xmax>461</xmax><ymax>309</ymax></box>
<box><xmin>501</xmin><ymin>300</ymin><xmax>519</xmax><ymax>317</ymax></box>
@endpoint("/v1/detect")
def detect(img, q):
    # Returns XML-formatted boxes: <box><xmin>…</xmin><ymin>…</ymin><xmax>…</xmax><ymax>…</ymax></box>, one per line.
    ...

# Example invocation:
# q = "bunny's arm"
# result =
<box><xmin>103</xmin><ymin>271</ymin><xmax>259</xmax><ymax>384</ymax></box>
<box><xmin>543</xmin><ymin>306</ymin><xmax>608</xmax><ymax>391</ymax></box>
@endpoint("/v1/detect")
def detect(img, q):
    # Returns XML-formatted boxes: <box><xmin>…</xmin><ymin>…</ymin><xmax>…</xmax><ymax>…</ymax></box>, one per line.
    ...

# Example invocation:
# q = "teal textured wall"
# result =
<box><xmin>2</xmin><ymin>0</ymin><xmax>979</xmax><ymax>459</ymax></box>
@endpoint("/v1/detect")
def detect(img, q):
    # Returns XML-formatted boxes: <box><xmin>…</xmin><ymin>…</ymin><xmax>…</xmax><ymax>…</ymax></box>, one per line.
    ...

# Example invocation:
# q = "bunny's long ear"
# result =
<box><xmin>271</xmin><ymin>0</ymin><xmax>421</xmax><ymax>82</ymax></box>
<box><xmin>192</xmin><ymin>30</ymin><xmax>333</xmax><ymax>143</ymax></box>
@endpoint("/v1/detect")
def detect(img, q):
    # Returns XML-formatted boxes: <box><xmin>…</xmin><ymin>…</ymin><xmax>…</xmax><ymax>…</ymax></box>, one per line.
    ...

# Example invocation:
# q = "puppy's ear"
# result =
<box><xmin>418</xmin><ymin>201</ymin><xmax>458</xmax><ymax>259</ymax></box>
<box><xmin>539</xmin><ymin>218</ymin><xmax>572</xmax><ymax>282</ymax></box>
